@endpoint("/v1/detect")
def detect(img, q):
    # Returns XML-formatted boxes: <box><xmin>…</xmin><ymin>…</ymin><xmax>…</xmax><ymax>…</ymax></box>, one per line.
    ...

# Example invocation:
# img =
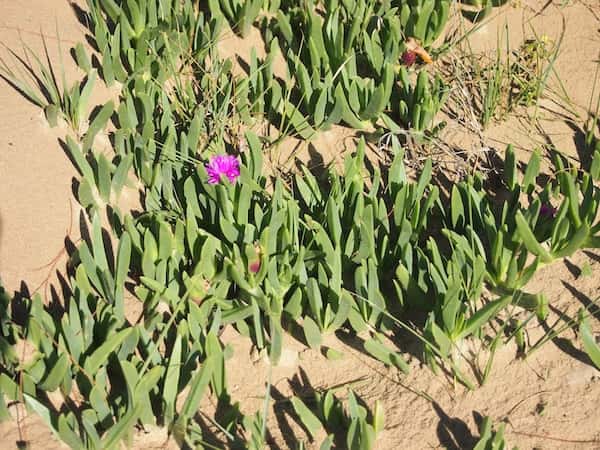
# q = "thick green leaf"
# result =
<box><xmin>101</xmin><ymin>402</ymin><xmax>143</xmax><ymax>449</ymax></box>
<box><xmin>66</xmin><ymin>136</ymin><xmax>95</xmax><ymax>184</ymax></box>
<box><xmin>522</xmin><ymin>150</ymin><xmax>541</xmax><ymax>192</ymax></box>
<box><xmin>270</xmin><ymin>317</ymin><xmax>283</xmax><ymax>365</ymax></box>
<box><xmin>291</xmin><ymin>396</ymin><xmax>322</xmax><ymax>438</ymax></box>
<box><xmin>580</xmin><ymin>312</ymin><xmax>600</xmax><ymax>369</ymax></box>
<box><xmin>74</xmin><ymin>42</ymin><xmax>92</xmax><ymax>73</ymax></box>
<box><xmin>179</xmin><ymin>352</ymin><xmax>216</xmax><ymax>420</ymax></box>
<box><xmin>114</xmin><ymin>232</ymin><xmax>131</xmax><ymax>319</ymax></box>
<box><xmin>163</xmin><ymin>334</ymin><xmax>182</xmax><ymax>422</ymax></box>
<box><xmin>473</xmin><ymin>417</ymin><xmax>493</xmax><ymax>450</ymax></box>
<box><xmin>111</xmin><ymin>154</ymin><xmax>133</xmax><ymax>196</ymax></box>
<box><xmin>38</xmin><ymin>353</ymin><xmax>70</xmax><ymax>392</ymax></box>
<box><xmin>303</xmin><ymin>316</ymin><xmax>322</xmax><ymax>350</ymax></box>
<box><xmin>23</xmin><ymin>395</ymin><xmax>60</xmax><ymax>440</ymax></box>
<box><xmin>97</xmin><ymin>153</ymin><xmax>112</xmax><ymax>202</ymax></box>
<box><xmin>364</xmin><ymin>336</ymin><xmax>409</xmax><ymax>373</ymax></box>
<box><xmin>504</xmin><ymin>145</ymin><xmax>517</xmax><ymax>190</ymax></box>
<box><xmin>458</xmin><ymin>296</ymin><xmax>511</xmax><ymax>341</ymax></box>
<box><xmin>327</xmin><ymin>290</ymin><xmax>352</xmax><ymax>332</ymax></box>
<box><xmin>83</xmin><ymin>100</ymin><xmax>114</xmax><ymax>150</ymax></box>
<box><xmin>57</xmin><ymin>413</ymin><xmax>85</xmax><ymax>449</ymax></box>
<box><xmin>450</xmin><ymin>185</ymin><xmax>464</xmax><ymax>228</ymax></box>
<box><xmin>85</xmin><ymin>328</ymin><xmax>133</xmax><ymax>374</ymax></box>
<box><xmin>515</xmin><ymin>211</ymin><xmax>553</xmax><ymax>263</ymax></box>
<box><xmin>0</xmin><ymin>373</ymin><xmax>19</xmax><ymax>402</ymax></box>
<box><xmin>91</xmin><ymin>213</ymin><xmax>110</xmax><ymax>274</ymax></box>
<box><xmin>553</xmin><ymin>223</ymin><xmax>589</xmax><ymax>258</ymax></box>
<box><xmin>100</xmin><ymin>0</ymin><xmax>121</xmax><ymax>22</ymax></box>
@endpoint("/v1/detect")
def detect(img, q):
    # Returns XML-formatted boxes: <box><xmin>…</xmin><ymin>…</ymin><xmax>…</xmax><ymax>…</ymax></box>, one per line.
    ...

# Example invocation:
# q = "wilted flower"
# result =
<box><xmin>401</xmin><ymin>50</ymin><xmax>417</xmax><ymax>67</ymax></box>
<box><xmin>402</xmin><ymin>38</ymin><xmax>433</xmax><ymax>65</ymax></box>
<box><xmin>206</xmin><ymin>154</ymin><xmax>240</xmax><ymax>184</ymax></box>
<box><xmin>539</xmin><ymin>203</ymin><xmax>556</xmax><ymax>218</ymax></box>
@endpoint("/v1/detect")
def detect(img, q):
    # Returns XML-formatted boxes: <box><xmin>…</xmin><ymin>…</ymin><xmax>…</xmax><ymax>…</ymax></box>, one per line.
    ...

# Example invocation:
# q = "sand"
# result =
<box><xmin>0</xmin><ymin>0</ymin><xmax>599</xmax><ymax>449</ymax></box>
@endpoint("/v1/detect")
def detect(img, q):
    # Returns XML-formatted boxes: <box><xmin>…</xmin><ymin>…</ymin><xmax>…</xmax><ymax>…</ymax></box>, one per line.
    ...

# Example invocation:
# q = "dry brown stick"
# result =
<box><xmin>509</xmin><ymin>428</ymin><xmax>600</xmax><ymax>445</ymax></box>
<box><xmin>503</xmin><ymin>389</ymin><xmax>552</xmax><ymax>417</ymax></box>
<box><xmin>0</xmin><ymin>25</ymin><xmax>80</xmax><ymax>44</ymax></box>
<box><xmin>30</xmin><ymin>199</ymin><xmax>80</xmax><ymax>300</ymax></box>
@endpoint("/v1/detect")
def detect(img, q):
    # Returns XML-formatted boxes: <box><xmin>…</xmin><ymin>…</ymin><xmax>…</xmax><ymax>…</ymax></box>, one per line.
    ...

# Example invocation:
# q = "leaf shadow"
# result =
<box><xmin>432</xmin><ymin>402</ymin><xmax>479</xmax><ymax>450</ymax></box>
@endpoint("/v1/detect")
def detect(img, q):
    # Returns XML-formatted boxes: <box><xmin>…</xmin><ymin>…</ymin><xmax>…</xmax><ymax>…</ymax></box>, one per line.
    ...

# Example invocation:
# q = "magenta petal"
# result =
<box><xmin>205</xmin><ymin>154</ymin><xmax>240</xmax><ymax>184</ymax></box>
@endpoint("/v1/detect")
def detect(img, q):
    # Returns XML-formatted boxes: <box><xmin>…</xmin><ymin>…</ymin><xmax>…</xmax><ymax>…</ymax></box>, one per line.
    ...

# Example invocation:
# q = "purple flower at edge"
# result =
<box><xmin>205</xmin><ymin>154</ymin><xmax>240</xmax><ymax>185</ymax></box>
<box><xmin>539</xmin><ymin>203</ymin><xmax>557</xmax><ymax>219</ymax></box>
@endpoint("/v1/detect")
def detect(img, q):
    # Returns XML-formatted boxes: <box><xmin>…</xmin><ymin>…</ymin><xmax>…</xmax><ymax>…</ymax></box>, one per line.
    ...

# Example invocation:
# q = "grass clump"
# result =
<box><xmin>442</xmin><ymin>24</ymin><xmax>569</xmax><ymax>130</ymax></box>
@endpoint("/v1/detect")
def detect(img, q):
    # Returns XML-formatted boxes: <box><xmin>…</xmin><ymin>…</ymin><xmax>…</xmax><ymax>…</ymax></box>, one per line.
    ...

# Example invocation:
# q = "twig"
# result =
<box><xmin>509</xmin><ymin>427</ymin><xmax>600</xmax><ymax>444</ymax></box>
<box><xmin>503</xmin><ymin>389</ymin><xmax>552</xmax><ymax>417</ymax></box>
<box><xmin>30</xmin><ymin>199</ymin><xmax>79</xmax><ymax>301</ymax></box>
<box><xmin>0</xmin><ymin>26</ymin><xmax>80</xmax><ymax>45</ymax></box>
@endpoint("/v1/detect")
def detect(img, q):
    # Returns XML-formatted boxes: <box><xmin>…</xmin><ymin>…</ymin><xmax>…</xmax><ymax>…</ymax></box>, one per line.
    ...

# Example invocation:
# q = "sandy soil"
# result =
<box><xmin>0</xmin><ymin>0</ymin><xmax>84</xmax><ymax>297</ymax></box>
<box><xmin>0</xmin><ymin>0</ymin><xmax>599</xmax><ymax>449</ymax></box>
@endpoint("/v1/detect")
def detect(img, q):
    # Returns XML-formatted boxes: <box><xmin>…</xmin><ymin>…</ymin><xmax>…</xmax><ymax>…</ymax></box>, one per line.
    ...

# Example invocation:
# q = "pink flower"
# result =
<box><xmin>401</xmin><ymin>51</ymin><xmax>417</xmax><ymax>67</ymax></box>
<box><xmin>205</xmin><ymin>154</ymin><xmax>240</xmax><ymax>184</ymax></box>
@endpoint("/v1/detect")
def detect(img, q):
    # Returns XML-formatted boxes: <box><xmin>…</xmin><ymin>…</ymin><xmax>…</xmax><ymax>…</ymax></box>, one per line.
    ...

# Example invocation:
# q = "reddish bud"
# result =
<box><xmin>401</xmin><ymin>51</ymin><xmax>417</xmax><ymax>67</ymax></box>
<box><xmin>249</xmin><ymin>260</ymin><xmax>261</xmax><ymax>274</ymax></box>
